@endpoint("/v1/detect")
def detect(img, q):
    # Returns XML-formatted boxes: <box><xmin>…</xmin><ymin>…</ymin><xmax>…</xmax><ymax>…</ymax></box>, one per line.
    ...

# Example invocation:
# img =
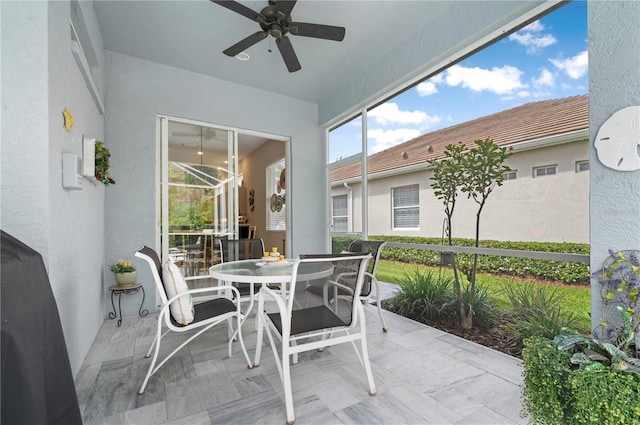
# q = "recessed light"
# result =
<box><xmin>235</xmin><ymin>52</ymin><xmax>250</xmax><ymax>61</ymax></box>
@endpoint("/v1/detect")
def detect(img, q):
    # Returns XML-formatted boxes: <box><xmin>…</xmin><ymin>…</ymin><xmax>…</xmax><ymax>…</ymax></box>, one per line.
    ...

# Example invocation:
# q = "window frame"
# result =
<box><xmin>331</xmin><ymin>194</ymin><xmax>349</xmax><ymax>233</ymax></box>
<box><xmin>576</xmin><ymin>160</ymin><xmax>589</xmax><ymax>173</ymax></box>
<box><xmin>391</xmin><ymin>184</ymin><xmax>420</xmax><ymax>230</ymax></box>
<box><xmin>503</xmin><ymin>170</ymin><xmax>517</xmax><ymax>180</ymax></box>
<box><xmin>533</xmin><ymin>164</ymin><xmax>557</xmax><ymax>178</ymax></box>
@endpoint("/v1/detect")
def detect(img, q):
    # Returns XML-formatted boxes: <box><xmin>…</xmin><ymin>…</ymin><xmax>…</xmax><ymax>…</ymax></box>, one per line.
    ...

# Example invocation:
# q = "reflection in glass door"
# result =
<box><xmin>160</xmin><ymin>118</ymin><xmax>236</xmax><ymax>276</ymax></box>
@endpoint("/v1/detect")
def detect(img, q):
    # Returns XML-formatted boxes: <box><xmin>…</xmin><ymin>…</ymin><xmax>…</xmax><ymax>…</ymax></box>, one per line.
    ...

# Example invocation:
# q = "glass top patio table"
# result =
<box><xmin>208</xmin><ymin>259</ymin><xmax>333</xmax><ymax>284</ymax></box>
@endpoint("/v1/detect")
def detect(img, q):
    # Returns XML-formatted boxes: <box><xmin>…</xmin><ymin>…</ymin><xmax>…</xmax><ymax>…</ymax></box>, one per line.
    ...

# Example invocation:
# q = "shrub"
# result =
<box><xmin>386</xmin><ymin>268</ymin><xmax>497</xmax><ymax>329</ymax></box>
<box><xmin>459</xmin><ymin>283</ymin><xmax>496</xmax><ymax>329</ymax></box>
<box><xmin>502</xmin><ymin>283</ymin><xmax>579</xmax><ymax>345</ymax></box>
<box><xmin>366</xmin><ymin>235</ymin><xmax>590</xmax><ymax>285</ymax></box>
<box><xmin>522</xmin><ymin>315</ymin><xmax>640</xmax><ymax>425</ymax></box>
<box><xmin>387</xmin><ymin>268</ymin><xmax>456</xmax><ymax>322</ymax></box>
<box><xmin>521</xmin><ymin>336</ymin><xmax>571</xmax><ymax>424</ymax></box>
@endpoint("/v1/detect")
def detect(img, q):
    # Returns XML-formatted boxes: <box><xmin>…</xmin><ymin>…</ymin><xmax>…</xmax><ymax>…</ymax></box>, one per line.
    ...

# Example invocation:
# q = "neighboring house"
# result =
<box><xmin>331</xmin><ymin>95</ymin><xmax>589</xmax><ymax>243</ymax></box>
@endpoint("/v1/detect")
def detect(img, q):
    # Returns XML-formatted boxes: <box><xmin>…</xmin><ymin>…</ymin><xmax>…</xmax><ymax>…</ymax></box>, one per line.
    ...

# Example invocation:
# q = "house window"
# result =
<box><xmin>503</xmin><ymin>170</ymin><xmax>517</xmax><ymax>180</ymax></box>
<box><xmin>332</xmin><ymin>195</ymin><xmax>348</xmax><ymax>232</ymax></box>
<box><xmin>392</xmin><ymin>184</ymin><xmax>419</xmax><ymax>229</ymax></box>
<box><xmin>533</xmin><ymin>165</ymin><xmax>557</xmax><ymax>178</ymax></box>
<box><xmin>576</xmin><ymin>160</ymin><xmax>589</xmax><ymax>172</ymax></box>
<box><xmin>266</xmin><ymin>158</ymin><xmax>286</xmax><ymax>231</ymax></box>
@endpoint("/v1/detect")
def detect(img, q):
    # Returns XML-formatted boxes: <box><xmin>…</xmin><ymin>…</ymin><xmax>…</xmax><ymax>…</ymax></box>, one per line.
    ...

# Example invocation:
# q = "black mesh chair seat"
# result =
<box><xmin>305</xmin><ymin>240</ymin><xmax>388</xmax><ymax>332</ymax></box>
<box><xmin>169</xmin><ymin>297</ymin><xmax>236</xmax><ymax>328</ymax></box>
<box><xmin>267</xmin><ymin>305</ymin><xmax>348</xmax><ymax>336</ymax></box>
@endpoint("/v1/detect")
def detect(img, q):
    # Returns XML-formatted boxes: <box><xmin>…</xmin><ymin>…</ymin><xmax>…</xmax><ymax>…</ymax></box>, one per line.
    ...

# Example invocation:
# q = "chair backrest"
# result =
<box><xmin>292</xmin><ymin>253</ymin><xmax>371</xmax><ymax>327</ymax></box>
<box><xmin>347</xmin><ymin>240</ymin><xmax>386</xmax><ymax>296</ymax></box>
<box><xmin>134</xmin><ymin>246</ymin><xmax>169</xmax><ymax>305</ymax></box>
<box><xmin>219</xmin><ymin>238</ymin><xmax>265</xmax><ymax>262</ymax></box>
<box><xmin>247</xmin><ymin>225</ymin><xmax>256</xmax><ymax>239</ymax></box>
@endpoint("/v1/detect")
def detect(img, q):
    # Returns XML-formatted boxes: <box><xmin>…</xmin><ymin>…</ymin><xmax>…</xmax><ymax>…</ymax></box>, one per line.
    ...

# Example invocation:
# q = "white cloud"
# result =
<box><xmin>532</xmin><ymin>68</ymin><xmax>555</xmax><ymax>88</ymax></box>
<box><xmin>508</xmin><ymin>20</ymin><xmax>557</xmax><ymax>54</ymax></box>
<box><xmin>368</xmin><ymin>103</ymin><xmax>433</xmax><ymax>126</ymax></box>
<box><xmin>443</xmin><ymin>64</ymin><xmax>526</xmax><ymax>95</ymax></box>
<box><xmin>522</xmin><ymin>20</ymin><xmax>545</xmax><ymax>32</ymax></box>
<box><xmin>416</xmin><ymin>81</ymin><xmax>438</xmax><ymax>96</ymax></box>
<box><xmin>549</xmin><ymin>50</ymin><xmax>588</xmax><ymax>79</ymax></box>
<box><xmin>368</xmin><ymin>128</ymin><xmax>421</xmax><ymax>153</ymax></box>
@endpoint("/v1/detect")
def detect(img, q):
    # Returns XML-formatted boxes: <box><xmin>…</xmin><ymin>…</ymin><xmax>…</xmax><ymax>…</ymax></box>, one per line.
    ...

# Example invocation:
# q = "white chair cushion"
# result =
<box><xmin>162</xmin><ymin>260</ymin><xmax>195</xmax><ymax>325</ymax></box>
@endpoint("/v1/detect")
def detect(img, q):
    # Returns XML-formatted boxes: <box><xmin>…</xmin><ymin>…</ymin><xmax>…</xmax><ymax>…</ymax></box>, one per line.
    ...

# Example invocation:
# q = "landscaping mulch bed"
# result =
<box><xmin>428</xmin><ymin>319</ymin><xmax>522</xmax><ymax>358</ymax></box>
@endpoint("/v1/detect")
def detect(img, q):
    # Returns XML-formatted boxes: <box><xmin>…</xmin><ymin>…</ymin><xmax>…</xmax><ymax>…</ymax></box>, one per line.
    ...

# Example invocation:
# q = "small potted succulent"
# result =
<box><xmin>110</xmin><ymin>260</ymin><xmax>136</xmax><ymax>286</ymax></box>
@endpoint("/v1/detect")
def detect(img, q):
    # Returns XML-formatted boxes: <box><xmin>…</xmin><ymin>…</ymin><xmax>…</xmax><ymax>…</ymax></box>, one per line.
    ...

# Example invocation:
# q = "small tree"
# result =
<box><xmin>428</xmin><ymin>143</ymin><xmax>466</xmax><ymax>320</ymax></box>
<box><xmin>429</xmin><ymin>138</ymin><xmax>511</xmax><ymax>329</ymax></box>
<box><xmin>458</xmin><ymin>138</ymin><xmax>511</xmax><ymax>329</ymax></box>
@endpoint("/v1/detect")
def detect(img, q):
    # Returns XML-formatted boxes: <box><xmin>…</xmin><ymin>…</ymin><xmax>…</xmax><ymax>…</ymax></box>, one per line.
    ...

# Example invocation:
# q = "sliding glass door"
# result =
<box><xmin>159</xmin><ymin>117</ymin><xmax>237</xmax><ymax>274</ymax></box>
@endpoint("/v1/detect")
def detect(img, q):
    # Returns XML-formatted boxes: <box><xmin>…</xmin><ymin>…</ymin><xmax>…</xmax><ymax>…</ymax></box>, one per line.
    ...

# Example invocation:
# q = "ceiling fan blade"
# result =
<box><xmin>210</xmin><ymin>0</ymin><xmax>262</xmax><ymax>22</ymax></box>
<box><xmin>276</xmin><ymin>36</ymin><xmax>301</xmax><ymax>73</ymax></box>
<box><xmin>223</xmin><ymin>31</ymin><xmax>268</xmax><ymax>57</ymax></box>
<box><xmin>289</xmin><ymin>22</ymin><xmax>345</xmax><ymax>41</ymax></box>
<box><xmin>275</xmin><ymin>0</ymin><xmax>297</xmax><ymax>17</ymax></box>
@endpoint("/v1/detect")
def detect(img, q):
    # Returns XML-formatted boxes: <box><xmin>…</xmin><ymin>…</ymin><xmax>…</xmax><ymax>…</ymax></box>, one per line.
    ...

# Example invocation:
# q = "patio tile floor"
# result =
<box><xmin>75</xmin><ymin>287</ymin><xmax>527</xmax><ymax>425</ymax></box>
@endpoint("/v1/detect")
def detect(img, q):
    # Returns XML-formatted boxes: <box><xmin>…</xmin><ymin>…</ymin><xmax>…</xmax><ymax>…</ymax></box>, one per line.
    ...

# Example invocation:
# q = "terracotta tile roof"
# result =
<box><xmin>331</xmin><ymin>95</ymin><xmax>588</xmax><ymax>182</ymax></box>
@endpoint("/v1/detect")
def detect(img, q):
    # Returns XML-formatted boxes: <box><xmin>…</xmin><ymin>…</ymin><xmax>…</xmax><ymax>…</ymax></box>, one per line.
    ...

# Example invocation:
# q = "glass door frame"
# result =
<box><xmin>157</xmin><ymin>115</ymin><xmax>291</xmax><ymax>272</ymax></box>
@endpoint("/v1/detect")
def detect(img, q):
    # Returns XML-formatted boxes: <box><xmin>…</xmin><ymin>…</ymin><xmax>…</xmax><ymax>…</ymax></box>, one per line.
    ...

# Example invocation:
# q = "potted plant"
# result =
<box><xmin>110</xmin><ymin>260</ymin><xmax>136</xmax><ymax>286</ymax></box>
<box><xmin>95</xmin><ymin>141</ymin><xmax>115</xmax><ymax>186</ymax></box>
<box><xmin>521</xmin><ymin>249</ymin><xmax>640</xmax><ymax>424</ymax></box>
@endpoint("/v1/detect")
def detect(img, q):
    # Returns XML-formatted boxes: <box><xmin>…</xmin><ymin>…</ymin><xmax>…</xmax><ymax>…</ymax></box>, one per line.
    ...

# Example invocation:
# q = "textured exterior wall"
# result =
<box><xmin>104</xmin><ymin>52</ymin><xmax>324</xmax><ymax>314</ymax></box>
<box><xmin>1</xmin><ymin>1</ymin><xmax>106</xmax><ymax>376</ymax></box>
<box><xmin>589</xmin><ymin>1</ymin><xmax>640</xmax><ymax>333</ymax></box>
<box><xmin>333</xmin><ymin>140</ymin><xmax>590</xmax><ymax>243</ymax></box>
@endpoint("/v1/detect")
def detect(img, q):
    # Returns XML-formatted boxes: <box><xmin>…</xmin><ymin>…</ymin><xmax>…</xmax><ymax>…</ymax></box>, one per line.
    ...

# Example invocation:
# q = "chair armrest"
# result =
<box><xmin>164</xmin><ymin>285</ymin><xmax>239</xmax><ymax>307</ymax></box>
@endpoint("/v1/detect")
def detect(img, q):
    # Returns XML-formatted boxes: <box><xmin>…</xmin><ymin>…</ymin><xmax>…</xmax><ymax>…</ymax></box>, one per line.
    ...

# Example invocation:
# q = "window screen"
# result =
<box><xmin>392</xmin><ymin>184</ymin><xmax>419</xmax><ymax>228</ymax></box>
<box><xmin>332</xmin><ymin>195</ymin><xmax>348</xmax><ymax>232</ymax></box>
<box><xmin>533</xmin><ymin>165</ymin><xmax>557</xmax><ymax>177</ymax></box>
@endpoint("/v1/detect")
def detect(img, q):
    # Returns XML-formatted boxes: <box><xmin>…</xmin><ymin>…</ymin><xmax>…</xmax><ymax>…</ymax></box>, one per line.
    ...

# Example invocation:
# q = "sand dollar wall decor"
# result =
<box><xmin>594</xmin><ymin>105</ymin><xmax>640</xmax><ymax>171</ymax></box>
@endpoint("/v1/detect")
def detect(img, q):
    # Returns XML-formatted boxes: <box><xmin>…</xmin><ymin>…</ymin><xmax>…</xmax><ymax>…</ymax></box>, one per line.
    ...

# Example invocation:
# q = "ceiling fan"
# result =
<box><xmin>211</xmin><ymin>0</ymin><xmax>346</xmax><ymax>72</ymax></box>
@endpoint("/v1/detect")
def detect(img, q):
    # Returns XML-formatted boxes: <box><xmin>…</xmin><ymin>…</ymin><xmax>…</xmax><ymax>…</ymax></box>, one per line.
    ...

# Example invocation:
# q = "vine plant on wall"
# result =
<box><xmin>94</xmin><ymin>141</ymin><xmax>115</xmax><ymax>185</ymax></box>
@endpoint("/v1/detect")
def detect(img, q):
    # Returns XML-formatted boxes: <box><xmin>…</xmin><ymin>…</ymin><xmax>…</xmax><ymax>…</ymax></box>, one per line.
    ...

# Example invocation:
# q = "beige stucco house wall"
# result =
<box><xmin>332</xmin><ymin>138</ymin><xmax>589</xmax><ymax>243</ymax></box>
<box><xmin>331</xmin><ymin>96</ymin><xmax>590</xmax><ymax>243</ymax></box>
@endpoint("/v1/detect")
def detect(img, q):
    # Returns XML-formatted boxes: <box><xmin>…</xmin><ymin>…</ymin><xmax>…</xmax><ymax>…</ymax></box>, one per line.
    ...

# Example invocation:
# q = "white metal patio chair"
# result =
<box><xmin>134</xmin><ymin>246</ymin><xmax>252</xmax><ymax>395</ymax></box>
<box><xmin>254</xmin><ymin>253</ymin><xmax>376</xmax><ymax>425</ymax></box>
<box><xmin>305</xmin><ymin>240</ymin><xmax>389</xmax><ymax>332</ymax></box>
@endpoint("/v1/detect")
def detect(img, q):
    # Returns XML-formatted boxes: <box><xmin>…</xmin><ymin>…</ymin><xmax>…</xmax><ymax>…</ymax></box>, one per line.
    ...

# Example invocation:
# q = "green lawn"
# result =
<box><xmin>376</xmin><ymin>260</ymin><xmax>592</xmax><ymax>333</ymax></box>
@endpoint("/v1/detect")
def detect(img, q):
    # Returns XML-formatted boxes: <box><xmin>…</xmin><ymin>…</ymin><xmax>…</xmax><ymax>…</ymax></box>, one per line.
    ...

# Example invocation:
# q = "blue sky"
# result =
<box><xmin>329</xmin><ymin>1</ymin><xmax>588</xmax><ymax>162</ymax></box>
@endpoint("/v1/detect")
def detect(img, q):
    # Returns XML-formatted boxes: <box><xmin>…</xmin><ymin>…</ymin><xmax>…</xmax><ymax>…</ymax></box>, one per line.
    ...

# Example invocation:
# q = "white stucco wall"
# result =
<box><xmin>1</xmin><ymin>0</ymin><xmax>106</xmax><ymax>376</ymax></box>
<box><xmin>103</xmin><ymin>52</ymin><xmax>325</xmax><ymax>315</ymax></box>
<box><xmin>333</xmin><ymin>140</ymin><xmax>590</xmax><ymax>243</ymax></box>
<box><xmin>589</xmin><ymin>1</ymin><xmax>640</xmax><ymax>333</ymax></box>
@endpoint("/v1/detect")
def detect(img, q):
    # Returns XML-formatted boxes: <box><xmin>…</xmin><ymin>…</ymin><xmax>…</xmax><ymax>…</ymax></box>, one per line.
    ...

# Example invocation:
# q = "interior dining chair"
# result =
<box><xmin>253</xmin><ymin>253</ymin><xmax>376</xmax><ymax>425</ymax></box>
<box><xmin>247</xmin><ymin>225</ymin><xmax>256</xmax><ymax>239</ymax></box>
<box><xmin>305</xmin><ymin>240</ymin><xmax>389</xmax><ymax>332</ymax></box>
<box><xmin>134</xmin><ymin>246</ymin><xmax>252</xmax><ymax>395</ymax></box>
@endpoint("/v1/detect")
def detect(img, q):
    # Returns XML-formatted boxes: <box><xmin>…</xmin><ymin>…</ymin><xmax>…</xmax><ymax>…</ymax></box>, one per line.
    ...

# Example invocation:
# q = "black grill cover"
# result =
<box><xmin>1</xmin><ymin>230</ymin><xmax>82</xmax><ymax>425</ymax></box>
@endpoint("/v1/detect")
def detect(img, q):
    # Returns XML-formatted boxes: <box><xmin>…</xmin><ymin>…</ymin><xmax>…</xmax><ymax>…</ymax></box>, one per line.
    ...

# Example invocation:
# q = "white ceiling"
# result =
<box><xmin>93</xmin><ymin>0</ymin><xmax>453</xmax><ymax>105</ymax></box>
